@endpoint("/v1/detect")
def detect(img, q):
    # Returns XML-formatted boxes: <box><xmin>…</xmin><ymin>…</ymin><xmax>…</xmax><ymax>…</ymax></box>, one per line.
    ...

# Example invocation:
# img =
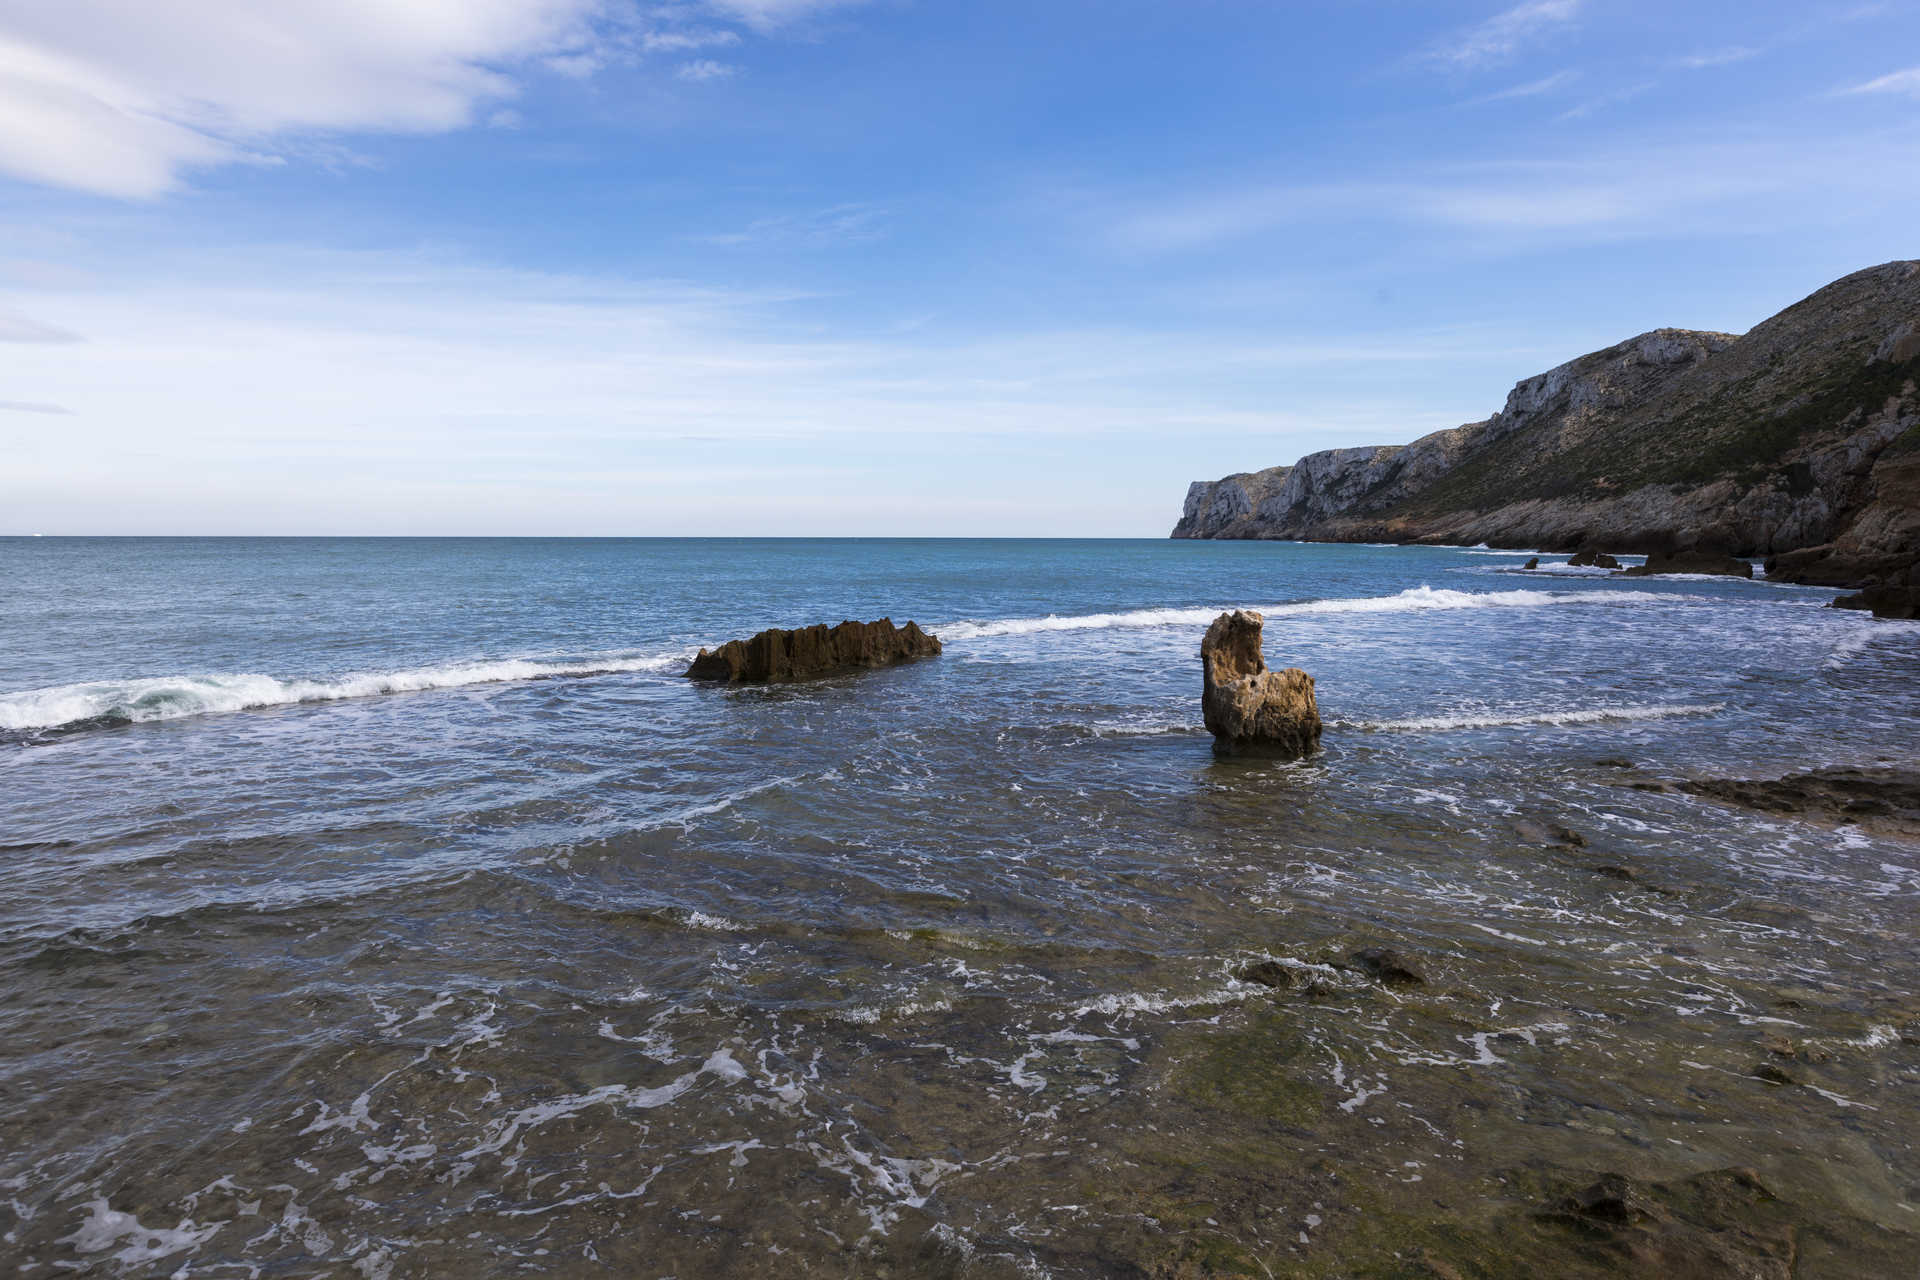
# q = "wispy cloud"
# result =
<box><xmin>1426</xmin><ymin>0</ymin><xmax>1581</xmax><ymax>70</ymax></box>
<box><xmin>703</xmin><ymin>1</ymin><xmax>870</xmax><ymax>34</ymax></box>
<box><xmin>1840</xmin><ymin>66</ymin><xmax>1920</xmax><ymax>98</ymax></box>
<box><xmin>0</xmin><ymin>309</ymin><xmax>81</xmax><ymax>343</ymax></box>
<box><xmin>699</xmin><ymin>203</ymin><xmax>887</xmax><ymax>247</ymax></box>
<box><xmin>676</xmin><ymin>59</ymin><xmax>739</xmax><ymax>82</ymax></box>
<box><xmin>1468</xmin><ymin>68</ymin><xmax>1581</xmax><ymax>104</ymax></box>
<box><xmin>1556</xmin><ymin>81</ymin><xmax>1656</xmax><ymax>121</ymax></box>
<box><xmin>0</xmin><ymin>399</ymin><xmax>72</xmax><ymax>415</ymax></box>
<box><xmin>1672</xmin><ymin>47</ymin><xmax>1761</xmax><ymax>70</ymax></box>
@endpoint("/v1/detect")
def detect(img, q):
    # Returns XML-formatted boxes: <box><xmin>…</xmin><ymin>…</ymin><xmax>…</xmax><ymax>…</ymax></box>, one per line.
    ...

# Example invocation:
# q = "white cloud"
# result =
<box><xmin>0</xmin><ymin>398</ymin><xmax>70</xmax><ymax>414</ymax></box>
<box><xmin>1841</xmin><ymin>66</ymin><xmax>1920</xmax><ymax>98</ymax></box>
<box><xmin>1673</xmin><ymin>47</ymin><xmax>1760</xmax><ymax>70</ymax></box>
<box><xmin>1469</xmin><ymin>68</ymin><xmax>1580</xmax><ymax>103</ymax></box>
<box><xmin>0</xmin><ymin>307</ymin><xmax>81</xmax><ymax>342</ymax></box>
<box><xmin>1426</xmin><ymin>0</ymin><xmax>1581</xmax><ymax>70</ymax></box>
<box><xmin>0</xmin><ymin>1</ymin><xmax>831</xmax><ymax>198</ymax></box>
<box><xmin>676</xmin><ymin>58</ymin><xmax>738</xmax><ymax>82</ymax></box>
<box><xmin>702</xmin><ymin>0</ymin><xmax>867</xmax><ymax>34</ymax></box>
<box><xmin>0</xmin><ymin>1</ymin><xmax>613</xmax><ymax>197</ymax></box>
<box><xmin>1095</xmin><ymin>134</ymin><xmax>1920</xmax><ymax>251</ymax></box>
<box><xmin>699</xmin><ymin>202</ymin><xmax>885</xmax><ymax>246</ymax></box>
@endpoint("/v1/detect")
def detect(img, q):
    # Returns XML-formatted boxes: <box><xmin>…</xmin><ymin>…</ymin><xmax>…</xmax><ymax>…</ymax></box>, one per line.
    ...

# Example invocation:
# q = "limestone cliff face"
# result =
<box><xmin>1172</xmin><ymin>262</ymin><xmax>1920</xmax><ymax>586</ymax></box>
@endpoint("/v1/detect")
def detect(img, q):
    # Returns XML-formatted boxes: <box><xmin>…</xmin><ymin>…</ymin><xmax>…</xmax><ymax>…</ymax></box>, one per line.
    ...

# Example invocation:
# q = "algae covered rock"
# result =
<box><xmin>1199</xmin><ymin>610</ymin><xmax>1322</xmax><ymax>759</ymax></box>
<box><xmin>685</xmin><ymin>618</ymin><xmax>941</xmax><ymax>683</ymax></box>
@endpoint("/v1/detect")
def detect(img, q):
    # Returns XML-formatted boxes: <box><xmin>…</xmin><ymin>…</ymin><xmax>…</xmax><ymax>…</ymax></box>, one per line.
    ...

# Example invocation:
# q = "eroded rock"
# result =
<box><xmin>1569</xmin><ymin>550</ymin><xmax>1623</xmax><ymax>568</ymax></box>
<box><xmin>1678</xmin><ymin>767</ymin><xmax>1920</xmax><ymax>840</ymax></box>
<box><xmin>1199</xmin><ymin>611</ymin><xmax>1322</xmax><ymax>758</ymax></box>
<box><xmin>685</xmin><ymin>618</ymin><xmax>941</xmax><ymax>683</ymax></box>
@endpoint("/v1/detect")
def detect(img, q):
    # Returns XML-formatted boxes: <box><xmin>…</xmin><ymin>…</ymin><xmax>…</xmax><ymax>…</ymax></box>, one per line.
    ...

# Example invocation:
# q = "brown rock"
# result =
<box><xmin>1199</xmin><ymin>611</ymin><xmax>1322</xmax><ymax>758</ymax></box>
<box><xmin>1620</xmin><ymin>549</ymin><xmax>1754</xmax><ymax>577</ymax></box>
<box><xmin>1568</xmin><ymin>550</ymin><xmax>1622</xmax><ymax>569</ymax></box>
<box><xmin>685</xmin><ymin>618</ymin><xmax>941</xmax><ymax>683</ymax></box>
<box><xmin>1349</xmin><ymin>947</ymin><xmax>1427</xmax><ymax>986</ymax></box>
<box><xmin>1522</xmin><ymin>556</ymin><xmax>1539</xmax><ymax>569</ymax></box>
<box><xmin>1831</xmin><ymin>584</ymin><xmax>1920</xmax><ymax>618</ymax></box>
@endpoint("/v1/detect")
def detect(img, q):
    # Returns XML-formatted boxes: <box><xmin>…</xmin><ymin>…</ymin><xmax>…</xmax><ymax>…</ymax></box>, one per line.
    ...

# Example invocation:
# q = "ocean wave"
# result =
<box><xmin>940</xmin><ymin>585</ymin><xmax>1677</xmax><ymax>640</ymax></box>
<box><xmin>1341</xmin><ymin>703</ymin><xmax>1724</xmax><ymax>732</ymax></box>
<box><xmin>0</xmin><ymin>652</ymin><xmax>692</xmax><ymax>733</ymax></box>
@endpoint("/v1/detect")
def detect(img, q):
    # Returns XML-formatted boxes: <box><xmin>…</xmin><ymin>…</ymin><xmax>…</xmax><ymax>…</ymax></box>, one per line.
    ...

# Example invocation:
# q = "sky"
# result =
<box><xmin>2</xmin><ymin>0</ymin><xmax>1918</xmax><ymax>536</ymax></box>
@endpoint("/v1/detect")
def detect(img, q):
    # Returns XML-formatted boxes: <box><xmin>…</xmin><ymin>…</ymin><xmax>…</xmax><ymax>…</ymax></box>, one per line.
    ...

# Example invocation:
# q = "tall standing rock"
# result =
<box><xmin>1200</xmin><ymin>611</ymin><xmax>1322</xmax><ymax>758</ymax></box>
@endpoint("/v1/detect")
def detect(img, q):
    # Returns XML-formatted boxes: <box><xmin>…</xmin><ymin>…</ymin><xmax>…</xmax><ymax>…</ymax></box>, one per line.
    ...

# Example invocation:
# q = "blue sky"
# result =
<box><xmin>3</xmin><ymin>0</ymin><xmax>1917</xmax><ymax>535</ymax></box>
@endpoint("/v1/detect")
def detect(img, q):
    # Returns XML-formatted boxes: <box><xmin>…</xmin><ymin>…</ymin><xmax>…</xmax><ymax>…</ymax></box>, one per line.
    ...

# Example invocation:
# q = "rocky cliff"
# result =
<box><xmin>1172</xmin><ymin>262</ymin><xmax>1920</xmax><ymax>587</ymax></box>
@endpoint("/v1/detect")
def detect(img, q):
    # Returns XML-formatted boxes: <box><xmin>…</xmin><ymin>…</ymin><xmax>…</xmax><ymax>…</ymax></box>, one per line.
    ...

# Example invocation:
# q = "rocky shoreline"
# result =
<box><xmin>1172</xmin><ymin>262</ymin><xmax>1920</xmax><ymax>600</ymax></box>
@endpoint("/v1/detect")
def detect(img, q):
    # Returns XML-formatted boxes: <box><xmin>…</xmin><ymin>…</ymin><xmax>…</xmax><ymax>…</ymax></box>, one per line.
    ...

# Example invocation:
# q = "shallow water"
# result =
<box><xmin>1</xmin><ymin>538</ymin><xmax>1916</xmax><ymax>1277</ymax></box>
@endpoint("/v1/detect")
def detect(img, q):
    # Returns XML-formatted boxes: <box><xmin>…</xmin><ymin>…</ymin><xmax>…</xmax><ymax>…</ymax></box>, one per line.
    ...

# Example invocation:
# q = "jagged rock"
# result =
<box><xmin>1536</xmin><ymin>1168</ymin><xmax>1800</xmax><ymax>1280</ymax></box>
<box><xmin>1513</xmin><ymin>818</ymin><xmax>1587</xmax><ymax>847</ymax></box>
<box><xmin>1568</xmin><ymin>550</ymin><xmax>1622</xmax><ymax>569</ymax></box>
<box><xmin>685</xmin><ymin>618</ymin><xmax>941</xmax><ymax>683</ymax></box>
<box><xmin>1199</xmin><ymin>611</ymin><xmax>1322</xmax><ymax>758</ymax></box>
<box><xmin>1522</xmin><ymin>556</ymin><xmax>1539</xmax><ymax>569</ymax></box>
<box><xmin>1831</xmin><ymin>584</ymin><xmax>1920</xmax><ymax>618</ymax></box>
<box><xmin>1232</xmin><ymin>959</ymin><xmax>1298</xmax><ymax>990</ymax></box>
<box><xmin>1619</xmin><ymin>548</ymin><xmax>1754</xmax><ymax>577</ymax></box>
<box><xmin>1170</xmin><ymin>261</ymin><xmax>1920</xmax><ymax>586</ymax></box>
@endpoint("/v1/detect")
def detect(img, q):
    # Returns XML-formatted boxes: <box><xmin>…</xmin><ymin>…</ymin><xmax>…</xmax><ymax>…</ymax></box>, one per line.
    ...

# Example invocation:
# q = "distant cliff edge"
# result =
<box><xmin>1171</xmin><ymin>261</ymin><xmax>1920</xmax><ymax>588</ymax></box>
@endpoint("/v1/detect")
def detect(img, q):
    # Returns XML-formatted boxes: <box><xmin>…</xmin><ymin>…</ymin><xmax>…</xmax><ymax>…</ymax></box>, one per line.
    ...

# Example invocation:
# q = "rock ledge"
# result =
<box><xmin>686</xmin><ymin>618</ymin><xmax>941</xmax><ymax>683</ymax></box>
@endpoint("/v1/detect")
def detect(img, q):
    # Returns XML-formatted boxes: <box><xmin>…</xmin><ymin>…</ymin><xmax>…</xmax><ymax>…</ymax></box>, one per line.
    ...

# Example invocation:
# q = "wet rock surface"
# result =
<box><xmin>1831</xmin><ymin>584</ymin><xmax>1920</xmax><ymax>618</ymax></box>
<box><xmin>685</xmin><ymin>617</ymin><xmax>941</xmax><ymax>682</ymax></box>
<box><xmin>1619</xmin><ymin>549</ymin><xmax>1754</xmax><ymax>578</ymax></box>
<box><xmin>1199</xmin><ymin>610</ymin><xmax>1322</xmax><ymax>758</ymax></box>
<box><xmin>1678</xmin><ymin>767</ymin><xmax>1920</xmax><ymax>839</ymax></box>
<box><xmin>1568</xmin><ymin>550</ymin><xmax>1622</xmax><ymax>569</ymax></box>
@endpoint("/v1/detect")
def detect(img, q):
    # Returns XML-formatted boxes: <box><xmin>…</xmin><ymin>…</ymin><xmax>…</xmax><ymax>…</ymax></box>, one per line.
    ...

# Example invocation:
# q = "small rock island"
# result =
<box><xmin>685</xmin><ymin>618</ymin><xmax>941</xmax><ymax>682</ymax></box>
<box><xmin>1200</xmin><ymin>610</ymin><xmax>1322</xmax><ymax>759</ymax></box>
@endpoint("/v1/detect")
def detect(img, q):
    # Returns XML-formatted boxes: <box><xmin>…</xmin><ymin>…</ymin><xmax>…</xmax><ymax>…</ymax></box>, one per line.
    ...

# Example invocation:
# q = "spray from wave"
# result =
<box><xmin>0</xmin><ymin>652</ymin><xmax>693</xmax><ymax>733</ymax></box>
<box><xmin>940</xmin><ymin>585</ymin><xmax>1679</xmax><ymax>641</ymax></box>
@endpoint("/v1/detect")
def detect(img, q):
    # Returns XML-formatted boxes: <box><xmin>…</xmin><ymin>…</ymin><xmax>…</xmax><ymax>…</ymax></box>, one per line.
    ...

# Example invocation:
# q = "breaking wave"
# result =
<box><xmin>941</xmin><ymin>585</ymin><xmax>1678</xmax><ymax>640</ymax></box>
<box><xmin>0</xmin><ymin>652</ymin><xmax>692</xmax><ymax>733</ymax></box>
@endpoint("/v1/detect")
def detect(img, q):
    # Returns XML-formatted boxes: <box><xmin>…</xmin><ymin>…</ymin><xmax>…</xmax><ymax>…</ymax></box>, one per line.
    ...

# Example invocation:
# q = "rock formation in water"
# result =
<box><xmin>1568</xmin><ymin>550</ymin><xmax>1621</xmax><ymax>569</ymax></box>
<box><xmin>1619</xmin><ymin>549</ymin><xmax>1753</xmax><ymax>578</ymax></box>
<box><xmin>1199</xmin><ymin>610</ymin><xmax>1322</xmax><ymax>758</ymax></box>
<box><xmin>1831</xmin><ymin>585</ymin><xmax>1920</xmax><ymax>619</ymax></box>
<box><xmin>685</xmin><ymin>618</ymin><xmax>941</xmax><ymax>682</ymax></box>
<box><xmin>1172</xmin><ymin>262</ymin><xmax>1920</xmax><ymax>590</ymax></box>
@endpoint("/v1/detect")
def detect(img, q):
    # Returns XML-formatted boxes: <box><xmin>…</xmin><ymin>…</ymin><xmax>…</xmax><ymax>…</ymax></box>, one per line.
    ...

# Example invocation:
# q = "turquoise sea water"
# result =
<box><xmin>1</xmin><ymin>538</ymin><xmax>1916</xmax><ymax>1276</ymax></box>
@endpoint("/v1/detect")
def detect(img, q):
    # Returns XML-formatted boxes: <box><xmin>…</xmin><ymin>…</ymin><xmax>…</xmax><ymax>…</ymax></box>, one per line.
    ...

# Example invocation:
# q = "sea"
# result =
<box><xmin>2</xmin><ymin>537</ymin><xmax>1916</xmax><ymax>1277</ymax></box>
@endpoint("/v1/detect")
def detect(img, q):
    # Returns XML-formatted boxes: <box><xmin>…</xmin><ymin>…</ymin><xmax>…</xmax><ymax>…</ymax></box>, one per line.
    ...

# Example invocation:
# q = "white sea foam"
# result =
<box><xmin>940</xmin><ymin>585</ymin><xmax>1677</xmax><ymax>641</ymax></box>
<box><xmin>0</xmin><ymin>651</ymin><xmax>692</xmax><ymax>732</ymax></box>
<box><xmin>1345</xmin><ymin>702</ymin><xmax>1724</xmax><ymax>733</ymax></box>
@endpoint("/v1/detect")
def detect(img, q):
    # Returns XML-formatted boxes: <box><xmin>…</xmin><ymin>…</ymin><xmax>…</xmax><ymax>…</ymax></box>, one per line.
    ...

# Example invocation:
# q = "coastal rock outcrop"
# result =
<box><xmin>1831</xmin><ymin>585</ymin><xmax>1920</xmax><ymax>619</ymax></box>
<box><xmin>1619</xmin><ymin>549</ymin><xmax>1753</xmax><ymax>578</ymax></box>
<box><xmin>1568</xmin><ymin>550</ymin><xmax>1621</xmax><ymax>569</ymax></box>
<box><xmin>1199</xmin><ymin>611</ymin><xmax>1321</xmax><ymax>758</ymax></box>
<box><xmin>685</xmin><ymin>618</ymin><xmax>941</xmax><ymax>682</ymax></box>
<box><xmin>1172</xmin><ymin>261</ymin><xmax>1920</xmax><ymax>589</ymax></box>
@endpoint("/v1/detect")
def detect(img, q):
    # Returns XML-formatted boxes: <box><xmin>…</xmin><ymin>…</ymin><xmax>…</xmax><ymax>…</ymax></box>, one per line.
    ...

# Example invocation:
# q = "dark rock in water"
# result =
<box><xmin>1752</xmin><ymin>1062</ymin><xmax>1803</xmax><ymax>1086</ymax></box>
<box><xmin>1513</xmin><ymin>817</ymin><xmax>1587</xmax><ymax>847</ymax></box>
<box><xmin>1831</xmin><ymin>584</ymin><xmax>1920</xmax><ymax>618</ymax></box>
<box><xmin>1199</xmin><ymin>610</ymin><xmax>1322</xmax><ymax>758</ymax></box>
<box><xmin>1568</xmin><ymin>550</ymin><xmax>1622</xmax><ymax>569</ymax></box>
<box><xmin>1594</xmin><ymin>756</ymin><xmax>1635</xmax><ymax>768</ymax></box>
<box><xmin>1679</xmin><ymin>767</ymin><xmax>1920</xmax><ymax>840</ymax></box>
<box><xmin>1348</xmin><ymin>947</ymin><xmax>1426</xmax><ymax>986</ymax></box>
<box><xmin>685</xmin><ymin>618</ymin><xmax>941</xmax><ymax>683</ymax></box>
<box><xmin>1537</xmin><ymin>1168</ymin><xmax>1799</xmax><ymax>1280</ymax></box>
<box><xmin>1523</xmin><ymin>556</ymin><xmax>1539</xmax><ymax>569</ymax></box>
<box><xmin>1619</xmin><ymin>549</ymin><xmax>1754</xmax><ymax>578</ymax></box>
<box><xmin>1232</xmin><ymin>959</ymin><xmax>1297</xmax><ymax>990</ymax></box>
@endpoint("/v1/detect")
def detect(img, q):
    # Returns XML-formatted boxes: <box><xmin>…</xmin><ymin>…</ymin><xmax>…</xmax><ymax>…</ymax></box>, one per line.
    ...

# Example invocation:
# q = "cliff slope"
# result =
<box><xmin>1172</xmin><ymin>262</ymin><xmax>1920</xmax><ymax>586</ymax></box>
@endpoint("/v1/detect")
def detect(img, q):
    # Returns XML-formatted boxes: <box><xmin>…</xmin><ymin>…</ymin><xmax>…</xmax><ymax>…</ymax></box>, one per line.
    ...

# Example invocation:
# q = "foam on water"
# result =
<box><xmin>0</xmin><ymin>651</ymin><xmax>693</xmax><ymax>732</ymax></box>
<box><xmin>1345</xmin><ymin>703</ymin><xmax>1725</xmax><ymax>733</ymax></box>
<box><xmin>941</xmin><ymin>585</ymin><xmax>1680</xmax><ymax>640</ymax></box>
